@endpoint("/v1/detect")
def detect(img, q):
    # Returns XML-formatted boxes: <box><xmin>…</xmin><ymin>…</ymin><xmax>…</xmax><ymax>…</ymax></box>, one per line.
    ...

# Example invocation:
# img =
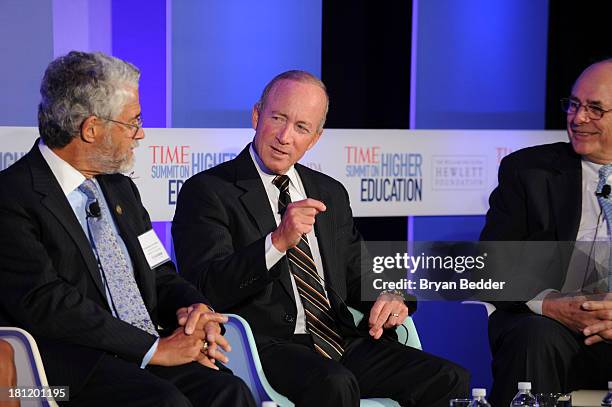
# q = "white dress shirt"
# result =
<box><xmin>527</xmin><ymin>158</ymin><xmax>610</xmax><ymax>314</ymax></box>
<box><xmin>249</xmin><ymin>144</ymin><xmax>329</xmax><ymax>334</ymax></box>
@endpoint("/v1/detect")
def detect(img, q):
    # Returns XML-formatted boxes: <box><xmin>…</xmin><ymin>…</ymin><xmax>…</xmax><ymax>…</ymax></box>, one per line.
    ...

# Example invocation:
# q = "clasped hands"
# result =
<box><xmin>543</xmin><ymin>292</ymin><xmax>612</xmax><ymax>345</ymax></box>
<box><xmin>150</xmin><ymin>303</ymin><xmax>230</xmax><ymax>369</ymax></box>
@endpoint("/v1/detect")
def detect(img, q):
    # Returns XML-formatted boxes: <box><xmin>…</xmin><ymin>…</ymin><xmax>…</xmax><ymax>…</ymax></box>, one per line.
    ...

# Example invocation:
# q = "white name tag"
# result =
<box><xmin>138</xmin><ymin>229</ymin><xmax>171</xmax><ymax>269</ymax></box>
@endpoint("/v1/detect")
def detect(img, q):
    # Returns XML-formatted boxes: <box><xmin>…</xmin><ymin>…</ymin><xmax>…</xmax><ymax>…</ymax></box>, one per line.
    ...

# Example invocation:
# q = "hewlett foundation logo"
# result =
<box><xmin>431</xmin><ymin>155</ymin><xmax>486</xmax><ymax>190</ymax></box>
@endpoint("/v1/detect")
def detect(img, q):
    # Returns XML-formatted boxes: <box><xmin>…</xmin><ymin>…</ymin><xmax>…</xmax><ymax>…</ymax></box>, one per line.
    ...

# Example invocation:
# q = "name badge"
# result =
<box><xmin>138</xmin><ymin>229</ymin><xmax>171</xmax><ymax>269</ymax></box>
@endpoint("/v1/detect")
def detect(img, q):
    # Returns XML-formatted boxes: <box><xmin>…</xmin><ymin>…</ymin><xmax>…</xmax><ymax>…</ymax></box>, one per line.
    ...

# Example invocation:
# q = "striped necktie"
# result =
<box><xmin>595</xmin><ymin>165</ymin><xmax>612</xmax><ymax>292</ymax></box>
<box><xmin>273</xmin><ymin>175</ymin><xmax>345</xmax><ymax>360</ymax></box>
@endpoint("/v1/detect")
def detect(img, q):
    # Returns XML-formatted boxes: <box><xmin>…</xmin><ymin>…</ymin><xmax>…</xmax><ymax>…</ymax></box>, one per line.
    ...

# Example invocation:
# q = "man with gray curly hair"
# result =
<box><xmin>38</xmin><ymin>51</ymin><xmax>143</xmax><ymax>174</ymax></box>
<box><xmin>0</xmin><ymin>51</ymin><xmax>256</xmax><ymax>407</ymax></box>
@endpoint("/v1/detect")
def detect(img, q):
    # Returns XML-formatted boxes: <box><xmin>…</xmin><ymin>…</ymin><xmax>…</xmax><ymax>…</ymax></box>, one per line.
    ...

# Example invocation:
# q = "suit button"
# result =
<box><xmin>284</xmin><ymin>314</ymin><xmax>295</xmax><ymax>323</ymax></box>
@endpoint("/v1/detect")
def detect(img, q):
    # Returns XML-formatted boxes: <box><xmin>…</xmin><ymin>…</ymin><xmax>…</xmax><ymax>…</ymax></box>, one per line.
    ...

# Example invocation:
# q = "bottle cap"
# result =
<box><xmin>472</xmin><ymin>388</ymin><xmax>486</xmax><ymax>397</ymax></box>
<box><xmin>518</xmin><ymin>382</ymin><xmax>532</xmax><ymax>390</ymax></box>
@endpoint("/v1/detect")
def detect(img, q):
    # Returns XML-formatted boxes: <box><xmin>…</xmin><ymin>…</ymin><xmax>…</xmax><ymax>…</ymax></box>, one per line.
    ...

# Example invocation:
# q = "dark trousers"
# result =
<box><xmin>63</xmin><ymin>354</ymin><xmax>256</xmax><ymax>407</ymax></box>
<box><xmin>489</xmin><ymin>310</ymin><xmax>612</xmax><ymax>407</ymax></box>
<box><xmin>260</xmin><ymin>334</ymin><xmax>470</xmax><ymax>407</ymax></box>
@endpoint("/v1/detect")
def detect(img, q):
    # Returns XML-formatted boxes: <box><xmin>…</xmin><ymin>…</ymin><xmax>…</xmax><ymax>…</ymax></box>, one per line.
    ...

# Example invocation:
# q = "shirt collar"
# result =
<box><xmin>38</xmin><ymin>140</ymin><xmax>86</xmax><ymax>197</ymax></box>
<box><xmin>249</xmin><ymin>143</ymin><xmax>300</xmax><ymax>190</ymax></box>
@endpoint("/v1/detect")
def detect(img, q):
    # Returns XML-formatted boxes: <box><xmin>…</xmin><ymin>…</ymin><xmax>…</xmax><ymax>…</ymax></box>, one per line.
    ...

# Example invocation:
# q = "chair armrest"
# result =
<box><xmin>461</xmin><ymin>301</ymin><xmax>497</xmax><ymax>317</ymax></box>
<box><xmin>347</xmin><ymin>307</ymin><xmax>422</xmax><ymax>350</ymax></box>
<box><xmin>223</xmin><ymin>314</ymin><xmax>294</xmax><ymax>406</ymax></box>
<box><xmin>0</xmin><ymin>327</ymin><xmax>59</xmax><ymax>407</ymax></box>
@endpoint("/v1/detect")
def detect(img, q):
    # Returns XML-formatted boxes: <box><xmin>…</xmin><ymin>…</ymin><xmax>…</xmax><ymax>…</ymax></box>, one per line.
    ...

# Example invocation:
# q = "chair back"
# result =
<box><xmin>0</xmin><ymin>327</ymin><xmax>59</xmax><ymax>407</ymax></box>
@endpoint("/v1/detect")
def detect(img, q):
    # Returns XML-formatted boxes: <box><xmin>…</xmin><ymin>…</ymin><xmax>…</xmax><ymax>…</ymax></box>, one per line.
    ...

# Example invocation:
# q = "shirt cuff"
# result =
<box><xmin>265</xmin><ymin>233</ymin><xmax>286</xmax><ymax>270</ymax></box>
<box><xmin>526</xmin><ymin>289</ymin><xmax>557</xmax><ymax>315</ymax></box>
<box><xmin>140</xmin><ymin>338</ymin><xmax>159</xmax><ymax>368</ymax></box>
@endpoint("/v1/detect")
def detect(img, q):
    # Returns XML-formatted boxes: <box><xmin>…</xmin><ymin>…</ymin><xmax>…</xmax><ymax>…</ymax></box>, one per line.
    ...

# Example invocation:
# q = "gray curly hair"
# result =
<box><xmin>255</xmin><ymin>70</ymin><xmax>329</xmax><ymax>131</ymax></box>
<box><xmin>38</xmin><ymin>51</ymin><xmax>140</xmax><ymax>149</ymax></box>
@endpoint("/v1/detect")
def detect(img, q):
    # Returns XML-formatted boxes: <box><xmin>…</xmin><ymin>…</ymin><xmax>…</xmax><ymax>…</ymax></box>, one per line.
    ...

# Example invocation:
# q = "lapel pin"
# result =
<box><xmin>115</xmin><ymin>205</ymin><xmax>123</xmax><ymax>215</ymax></box>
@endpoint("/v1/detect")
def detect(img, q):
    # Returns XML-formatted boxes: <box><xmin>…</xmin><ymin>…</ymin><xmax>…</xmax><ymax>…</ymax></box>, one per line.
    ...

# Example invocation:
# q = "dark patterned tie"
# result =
<box><xmin>595</xmin><ymin>165</ymin><xmax>612</xmax><ymax>292</ymax></box>
<box><xmin>273</xmin><ymin>175</ymin><xmax>344</xmax><ymax>360</ymax></box>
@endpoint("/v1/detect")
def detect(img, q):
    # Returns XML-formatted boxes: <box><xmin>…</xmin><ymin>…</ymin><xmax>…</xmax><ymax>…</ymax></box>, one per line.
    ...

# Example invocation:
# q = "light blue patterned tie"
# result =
<box><xmin>595</xmin><ymin>165</ymin><xmax>612</xmax><ymax>292</ymax></box>
<box><xmin>79</xmin><ymin>179</ymin><xmax>158</xmax><ymax>336</ymax></box>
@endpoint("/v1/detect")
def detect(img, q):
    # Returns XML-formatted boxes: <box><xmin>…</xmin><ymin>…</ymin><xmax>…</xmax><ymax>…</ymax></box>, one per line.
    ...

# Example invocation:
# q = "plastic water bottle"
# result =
<box><xmin>602</xmin><ymin>381</ymin><xmax>612</xmax><ymax>407</ymax></box>
<box><xmin>510</xmin><ymin>382</ymin><xmax>536</xmax><ymax>406</ymax></box>
<box><xmin>468</xmin><ymin>388</ymin><xmax>491</xmax><ymax>407</ymax></box>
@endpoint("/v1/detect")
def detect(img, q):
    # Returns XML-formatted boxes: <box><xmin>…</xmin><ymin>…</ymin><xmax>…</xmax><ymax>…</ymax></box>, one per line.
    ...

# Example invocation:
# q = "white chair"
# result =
<box><xmin>461</xmin><ymin>301</ymin><xmax>496</xmax><ymax>317</ymax></box>
<box><xmin>223</xmin><ymin>309</ymin><xmax>422</xmax><ymax>407</ymax></box>
<box><xmin>0</xmin><ymin>327</ymin><xmax>59</xmax><ymax>407</ymax></box>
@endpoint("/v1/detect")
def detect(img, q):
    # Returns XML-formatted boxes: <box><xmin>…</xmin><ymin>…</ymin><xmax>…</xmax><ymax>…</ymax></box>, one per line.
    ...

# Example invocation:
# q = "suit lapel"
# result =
<box><xmin>97</xmin><ymin>177</ymin><xmax>155</xmax><ymax>309</ymax></box>
<box><xmin>233</xmin><ymin>146</ymin><xmax>295</xmax><ymax>298</ymax></box>
<box><xmin>234</xmin><ymin>147</ymin><xmax>278</xmax><ymax>235</ymax></box>
<box><xmin>548</xmin><ymin>147</ymin><xmax>582</xmax><ymax>241</ymax></box>
<box><xmin>296</xmin><ymin>164</ymin><xmax>342</xmax><ymax>293</ymax></box>
<box><xmin>27</xmin><ymin>145</ymin><xmax>106</xmax><ymax>298</ymax></box>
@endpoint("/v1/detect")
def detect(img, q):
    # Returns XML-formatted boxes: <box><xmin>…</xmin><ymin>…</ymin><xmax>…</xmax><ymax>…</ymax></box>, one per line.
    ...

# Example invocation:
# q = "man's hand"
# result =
<box><xmin>176</xmin><ymin>303</ymin><xmax>231</xmax><ymax>364</ymax></box>
<box><xmin>271</xmin><ymin>199</ymin><xmax>326</xmax><ymax>252</ymax></box>
<box><xmin>582</xmin><ymin>299</ymin><xmax>612</xmax><ymax>345</ymax></box>
<box><xmin>367</xmin><ymin>292</ymin><xmax>409</xmax><ymax>339</ymax></box>
<box><xmin>542</xmin><ymin>292</ymin><xmax>595</xmax><ymax>332</ymax></box>
<box><xmin>542</xmin><ymin>293</ymin><xmax>612</xmax><ymax>345</ymax></box>
<box><xmin>150</xmin><ymin>326</ymin><xmax>219</xmax><ymax>369</ymax></box>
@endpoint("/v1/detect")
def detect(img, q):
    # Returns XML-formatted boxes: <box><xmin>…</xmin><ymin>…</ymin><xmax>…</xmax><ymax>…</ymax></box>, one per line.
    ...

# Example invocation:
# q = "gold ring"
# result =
<box><xmin>201</xmin><ymin>341</ymin><xmax>209</xmax><ymax>353</ymax></box>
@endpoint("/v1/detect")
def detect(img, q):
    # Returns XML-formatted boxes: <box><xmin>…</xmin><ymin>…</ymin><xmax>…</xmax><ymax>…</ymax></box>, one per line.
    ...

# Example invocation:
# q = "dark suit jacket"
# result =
<box><xmin>480</xmin><ymin>142</ymin><xmax>582</xmax><ymax>311</ymax></box>
<box><xmin>0</xmin><ymin>141</ymin><xmax>208</xmax><ymax>393</ymax></box>
<box><xmin>173</xmin><ymin>145</ymin><xmax>410</xmax><ymax>347</ymax></box>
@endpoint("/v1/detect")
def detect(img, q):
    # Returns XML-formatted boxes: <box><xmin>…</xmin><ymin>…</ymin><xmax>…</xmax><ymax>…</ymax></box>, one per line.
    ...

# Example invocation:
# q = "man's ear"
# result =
<box><xmin>251</xmin><ymin>105</ymin><xmax>260</xmax><ymax>130</ymax></box>
<box><xmin>307</xmin><ymin>130</ymin><xmax>323</xmax><ymax>150</ymax></box>
<box><xmin>80</xmin><ymin>116</ymin><xmax>98</xmax><ymax>143</ymax></box>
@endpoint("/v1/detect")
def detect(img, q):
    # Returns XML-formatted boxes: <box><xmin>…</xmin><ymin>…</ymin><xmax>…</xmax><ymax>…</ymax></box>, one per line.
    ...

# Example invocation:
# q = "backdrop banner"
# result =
<box><xmin>0</xmin><ymin>127</ymin><xmax>566</xmax><ymax>221</ymax></box>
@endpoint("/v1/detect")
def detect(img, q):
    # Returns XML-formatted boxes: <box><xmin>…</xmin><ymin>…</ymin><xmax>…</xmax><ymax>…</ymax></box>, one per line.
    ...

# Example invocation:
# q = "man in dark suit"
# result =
<box><xmin>0</xmin><ymin>51</ymin><xmax>256</xmax><ymax>407</ymax></box>
<box><xmin>481</xmin><ymin>59</ymin><xmax>612</xmax><ymax>406</ymax></box>
<box><xmin>173</xmin><ymin>70</ymin><xmax>469</xmax><ymax>407</ymax></box>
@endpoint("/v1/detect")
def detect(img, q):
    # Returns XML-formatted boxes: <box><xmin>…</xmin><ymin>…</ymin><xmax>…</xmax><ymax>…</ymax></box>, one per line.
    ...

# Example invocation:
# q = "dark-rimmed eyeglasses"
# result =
<box><xmin>99</xmin><ymin>116</ymin><xmax>143</xmax><ymax>139</ymax></box>
<box><xmin>560</xmin><ymin>98</ymin><xmax>611</xmax><ymax>120</ymax></box>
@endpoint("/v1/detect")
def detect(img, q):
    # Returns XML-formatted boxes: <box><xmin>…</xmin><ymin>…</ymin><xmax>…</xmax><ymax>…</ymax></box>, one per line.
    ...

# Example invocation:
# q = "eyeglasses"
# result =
<box><xmin>560</xmin><ymin>98</ymin><xmax>611</xmax><ymax>120</ymax></box>
<box><xmin>99</xmin><ymin>115</ymin><xmax>143</xmax><ymax>139</ymax></box>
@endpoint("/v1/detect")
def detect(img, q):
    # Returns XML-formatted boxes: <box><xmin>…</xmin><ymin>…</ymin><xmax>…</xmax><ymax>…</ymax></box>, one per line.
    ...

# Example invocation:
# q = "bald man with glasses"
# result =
<box><xmin>481</xmin><ymin>58</ymin><xmax>612</xmax><ymax>406</ymax></box>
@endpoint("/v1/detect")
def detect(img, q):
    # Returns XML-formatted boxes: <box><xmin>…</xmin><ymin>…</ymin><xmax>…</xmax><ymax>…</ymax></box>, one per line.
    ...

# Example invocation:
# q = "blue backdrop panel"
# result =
<box><xmin>172</xmin><ymin>0</ymin><xmax>322</xmax><ymax>128</ymax></box>
<box><xmin>0</xmin><ymin>0</ymin><xmax>53</xmax><ymax>126</ymax></box>
<box><xmin>112</xmin><ymin>0</ymin><xmax>167</xmax><ymax>127</ymax></box>
<box><xmin>412</xmin><ymin>216</ymin><xmax>490</xmax><ymax>388</ymax></box>
<box><xmin>414</xmin><ymin>0</ymin><xmax>549</xmax><ymax>129</ymax></box>
<box><xmin>411</xmin><ymin>0</ymin><xmax>549</xmax><ymax>390</ymax></box>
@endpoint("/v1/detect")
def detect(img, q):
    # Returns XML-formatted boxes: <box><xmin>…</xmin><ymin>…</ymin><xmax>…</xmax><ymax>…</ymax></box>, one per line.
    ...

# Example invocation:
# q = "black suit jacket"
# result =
<box><xmin>173</xmin><ymin>145</ymin><xmax>409</xmax><ymax>346</ymax></box>
<box><xmin>480</xmin><ymin>142</ymin><xmax>582</xmax><ymax>311</ymax></box>
<box><xmin>0</xmin><ymin>142</ymin><xmax>208</xmax><ymax>393</ymax></box>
